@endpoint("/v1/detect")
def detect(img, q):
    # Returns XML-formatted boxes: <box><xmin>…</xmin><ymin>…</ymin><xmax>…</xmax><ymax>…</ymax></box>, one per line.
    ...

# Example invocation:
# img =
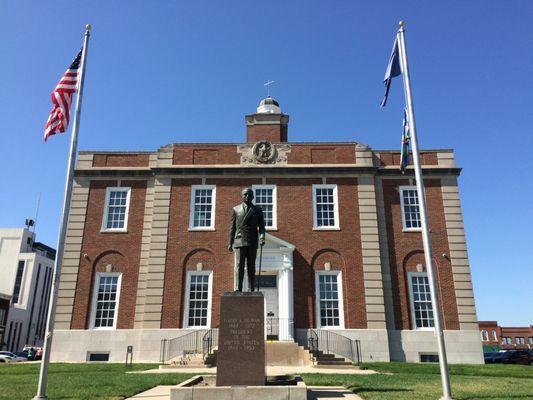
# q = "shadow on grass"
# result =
<box><xmin>348</xmin><ymin>385</ymin><xmax>413</xmax><ymax>394</ymax></box>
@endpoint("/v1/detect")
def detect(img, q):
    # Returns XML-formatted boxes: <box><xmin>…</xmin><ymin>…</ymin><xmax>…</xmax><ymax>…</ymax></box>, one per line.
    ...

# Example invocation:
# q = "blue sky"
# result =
<box><xmin>1</xmin><ymin>1</ymin><xmax>531</xmax><ymax>326</ymax></box>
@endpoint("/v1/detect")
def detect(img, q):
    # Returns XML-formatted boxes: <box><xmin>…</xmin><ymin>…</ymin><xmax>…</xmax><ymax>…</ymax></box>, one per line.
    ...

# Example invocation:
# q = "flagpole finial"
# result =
<box><xmin>85</xmin><ymin>24</ymin><xmax>91</xmax><ymax>31</ymax></box>
<box><xmin>399</xmin><ymin>21</ymin><xmax>404</xmax><ymax>28</ymax></box>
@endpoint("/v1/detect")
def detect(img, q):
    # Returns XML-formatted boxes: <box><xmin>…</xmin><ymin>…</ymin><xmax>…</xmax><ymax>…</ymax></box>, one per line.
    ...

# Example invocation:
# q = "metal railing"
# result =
<box><xmin>266</xmin><ymin>317</ymin><xmax>294</xmax><ymax>341</ymax></box>
<box><xmin>296</xmin><ymin>328</ymin><xmax>362</xmax><ymax>365</ymax></box>
<box><xmin>202</xmin><ymin>328</ymin><xmax>219</xmax><ymax>361</ymax></box>
<box><xmin>160</xmin><ymin>329</ymin><xmax>208</xmax><ymax>363</ymax></box>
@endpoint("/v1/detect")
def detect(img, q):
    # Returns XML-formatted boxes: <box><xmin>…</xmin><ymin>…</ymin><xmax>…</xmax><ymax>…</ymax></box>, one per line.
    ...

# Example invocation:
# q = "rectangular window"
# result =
<box><xmin>492</xmin><ymin>330</ymin><xmax>498</xmax><ymax>341</ymax></box>
<box><xmin>528</xmin><ymin>337</ymin><xmax>533</xmax><ymax>345</ymax></box>
<box><xmin>91</xmin><ymin>273</ymin><xmax>121</xmax><ymax>329</ymax></box>
<box><xmin>189</xmin><ymin>185</ymin><xmax>216</xmax><ymax>230</ymax></box>
<box><xmin>481</xmin><ymin>330</ymin><xmax>488</xmax><ymax>341</ymax></box>
<box><xmin>312</xmin><ymin>185</ymin><xmax>339</xmax><ymax>229</ymax></box>
<box><xmin>102</xmin><ymin>187</ymin><xmax>131</xmax><ymax>231</ymax></box>
<box><xmin>516</xmin><ymin>337</ymin><xmax>525</xmax><ymax>345</ymax></box>
<box><xmin>399</xmin><ymin>186</ymin><xmax>422</xmax><ymax>230</ymax></box>
<box><xmin>420</xmin><ymin>354</ymin><xmax>439</xmax><ymax>363</ymax></box>
<box><xmin>408</xmin><ymin>272</ymin><xmax>435</xmax><ymax>329</ymax></box>
<box><xmin>87</xmin><ymin>352</ymin><xmax>110</xmax><ymax>362</ymax></box>
<box><xmin>12</xmin><ymin>261</ymin><xmax>25</xmax><ymax>304</ymax></box>
<box><xmin>502</xmin><ymin>337</ymin><xmax>511</xmax><ymax>345</ymax></box>
<box><xmin>252</xmin><ymin>185</ymin><xmax>277</xmax><ymax>229</ymax></box>
<box><xmin>315</xmin><ymin>272</ymin><xmax>344</xmax><ymax>328</ymax></box>
<box><xmin>184</xmin><ymin>272</ymin><xmax>212</xmax><ymax>328</ymax></box>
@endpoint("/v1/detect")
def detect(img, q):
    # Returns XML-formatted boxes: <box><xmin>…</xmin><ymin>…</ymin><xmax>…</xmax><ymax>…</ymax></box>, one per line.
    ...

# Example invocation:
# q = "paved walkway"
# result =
<box><xmin>126</xmin><ymin>385</ymin><xmax>362</xmax><ymax>399</ymax></box>
<box><xmin>134</xmin><ymin>365</ymin><xmax>377</xmax><ymax>375</ymax></box>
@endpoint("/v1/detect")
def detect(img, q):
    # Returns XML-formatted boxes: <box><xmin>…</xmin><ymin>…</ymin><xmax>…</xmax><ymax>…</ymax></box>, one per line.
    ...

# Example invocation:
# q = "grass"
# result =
<box><xmin>302</xmin><ymin>362</ymin><xmax>533</xmax><ymax>400</ymax></box>
<box><xmin>0</xmin><ymin>363</ymin><xmax>194</xmax><ymax>400</ymax></box>
<box><xmin>0</xmin><ymin>362</ymin><xmax>531</xmax><ymax>400</ymax></box>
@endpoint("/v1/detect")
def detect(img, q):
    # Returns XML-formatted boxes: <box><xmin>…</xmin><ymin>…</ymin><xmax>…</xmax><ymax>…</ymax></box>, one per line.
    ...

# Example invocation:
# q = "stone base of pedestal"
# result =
<box><xmin>216</xmin><ymin>291</ymin><xmax>265</xmax><ymax>387</ymax></box>
<box><xmin>170</xmin><ymin>375</ymin><xmax>307</xmax><ymax>400</ymax></box>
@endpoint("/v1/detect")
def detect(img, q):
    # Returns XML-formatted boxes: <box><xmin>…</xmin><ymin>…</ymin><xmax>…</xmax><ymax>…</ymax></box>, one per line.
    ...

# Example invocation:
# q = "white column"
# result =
<box><xmin>278</xmin><ymin>252</ymin><xmax>294</xmax><ymax>340</ymax></box>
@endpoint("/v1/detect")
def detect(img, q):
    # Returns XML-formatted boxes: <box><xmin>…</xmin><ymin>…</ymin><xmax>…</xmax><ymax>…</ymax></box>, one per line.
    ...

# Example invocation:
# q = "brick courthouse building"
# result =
<box><xmin>51</xmin><ymin>97</ymin><xmax>483</xmax><ymax>363</ymax></box>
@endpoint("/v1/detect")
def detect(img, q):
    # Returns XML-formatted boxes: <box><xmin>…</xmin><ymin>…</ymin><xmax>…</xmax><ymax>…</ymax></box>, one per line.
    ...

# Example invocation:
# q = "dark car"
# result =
<box><xmin>485</xmin><ymin>350</ymin><xmax>532</xmax><ymax>365</ymax></box>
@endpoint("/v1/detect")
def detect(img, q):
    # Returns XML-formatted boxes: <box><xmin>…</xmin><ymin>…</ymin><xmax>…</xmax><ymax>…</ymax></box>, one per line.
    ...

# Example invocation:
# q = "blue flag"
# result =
<box><xmin>380</xmin><ymin>37</ymin><xmax>402</xmax><ymax>108</ymax></box>
<box><xmin>400</xmin><ymin>109</ymin><xmax>411</xmax><ymax>173</ymax></box>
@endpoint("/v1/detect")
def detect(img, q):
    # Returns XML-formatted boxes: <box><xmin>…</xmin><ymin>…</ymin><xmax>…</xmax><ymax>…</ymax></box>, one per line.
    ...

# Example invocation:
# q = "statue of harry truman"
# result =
<box><xmin>228</xmin><ymin>188</ymin><xmax>266</xmax><ymax>292</ymax></box>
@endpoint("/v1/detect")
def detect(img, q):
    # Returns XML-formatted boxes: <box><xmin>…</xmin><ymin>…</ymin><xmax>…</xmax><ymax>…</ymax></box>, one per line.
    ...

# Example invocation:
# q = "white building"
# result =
<box><xmin>0</xmin><ymin>228</ymin><xmax>55</xmax><ymax>352</ymax></box>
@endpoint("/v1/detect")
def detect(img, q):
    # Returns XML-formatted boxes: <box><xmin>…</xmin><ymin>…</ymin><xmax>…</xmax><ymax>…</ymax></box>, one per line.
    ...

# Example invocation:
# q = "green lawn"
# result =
<box><xmin>0</xmin><ymin>362</ymin><xmax>531</xmax><ymax>400</ymax></box>
<box><xmin>302</xmin><ymin>362</ymin><xmax>533</xmax><ymax>400</ymax></box>
<box><xmin>0</xmin><ymin>363</ymin><xmax>194</xmax><ymax>400</ymax></box>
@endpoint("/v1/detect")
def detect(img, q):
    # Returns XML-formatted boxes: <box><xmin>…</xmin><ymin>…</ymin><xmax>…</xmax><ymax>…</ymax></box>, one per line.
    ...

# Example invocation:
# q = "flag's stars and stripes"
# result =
<box><xmin>44</xmin><ymin>50</ymin><xmax>82</xmax><ymax>141</ymax></box>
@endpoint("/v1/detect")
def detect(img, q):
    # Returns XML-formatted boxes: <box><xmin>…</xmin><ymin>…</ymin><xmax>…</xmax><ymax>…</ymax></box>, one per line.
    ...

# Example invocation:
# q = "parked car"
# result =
<box><xmin>485</xmin><ymin>350</ymin><xmax>532</xmax><ymax>365</ymax></box>
<box><xmin>0</xmin><ymin>351</ymin><xmax>27</xmax><ymax>362</ymax></box>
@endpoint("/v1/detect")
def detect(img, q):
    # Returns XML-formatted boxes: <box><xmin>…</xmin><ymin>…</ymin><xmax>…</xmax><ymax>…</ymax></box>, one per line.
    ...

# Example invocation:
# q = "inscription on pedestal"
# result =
<box><xmin>216</xmin><ymin>292</ymin><xmax>265</xmax><ymax>386</ymax></box>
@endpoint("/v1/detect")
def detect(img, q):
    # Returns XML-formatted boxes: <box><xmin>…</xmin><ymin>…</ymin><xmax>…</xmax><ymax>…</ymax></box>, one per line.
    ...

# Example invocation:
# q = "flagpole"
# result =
<box><xmin>396</xmin><ymin>21</ymin><xmax>453</xmax><ymax>400</ymax></box>
<box><xmin>34</xmin><ymin>24</ymin><xmax>91</xmax><ymax>400</ymax></box>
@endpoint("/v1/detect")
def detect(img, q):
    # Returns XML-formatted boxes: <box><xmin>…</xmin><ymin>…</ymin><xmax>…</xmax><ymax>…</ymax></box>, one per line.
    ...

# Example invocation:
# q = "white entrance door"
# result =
<box><xmin>257</xmin><ymin>274</ymin><xmax>279</xmax><ymax>339</ymax></box>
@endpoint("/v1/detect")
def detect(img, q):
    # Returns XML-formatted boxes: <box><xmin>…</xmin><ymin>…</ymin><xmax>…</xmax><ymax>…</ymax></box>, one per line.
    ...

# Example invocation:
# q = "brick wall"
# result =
<box><xmin>70</xmin><ymin>180</ymin><xmax>147</xmax><ymax>329</ymax></box>
<box><xmin>159</xmin><ymin>176</ymin><xmax>367</xmax><ymax>329</ymax></box>
<box><xmin>381</xmin><ymin>178</ymin><xmax>460</xmax><ymax>330</ymax></box>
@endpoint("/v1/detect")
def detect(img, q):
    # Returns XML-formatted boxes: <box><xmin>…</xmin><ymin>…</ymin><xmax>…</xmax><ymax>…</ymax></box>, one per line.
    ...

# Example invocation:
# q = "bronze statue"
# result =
<box><xmin>228</xmin><ymin>187</ymin><xmax>266</xmax><ymax>291</ymax></box>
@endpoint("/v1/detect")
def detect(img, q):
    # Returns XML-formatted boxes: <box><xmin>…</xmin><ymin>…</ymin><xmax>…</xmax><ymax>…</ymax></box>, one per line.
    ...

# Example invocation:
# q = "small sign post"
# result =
<box><xmin>125</xmin><ymin>345</ymin><xmax>133</xmax><ymax>367</ymax></box>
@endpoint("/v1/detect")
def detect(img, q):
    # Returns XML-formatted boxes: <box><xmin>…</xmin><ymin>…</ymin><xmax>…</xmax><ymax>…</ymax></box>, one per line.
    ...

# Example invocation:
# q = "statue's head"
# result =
<box><xmin>242</xmin><ymin>187</ymin><xmax>254</xmax><ymax>203</ymax></box>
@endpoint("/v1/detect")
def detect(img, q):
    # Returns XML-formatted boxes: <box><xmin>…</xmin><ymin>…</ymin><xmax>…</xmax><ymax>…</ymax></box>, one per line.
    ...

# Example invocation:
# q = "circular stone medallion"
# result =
<box><xmin>252</xmin><ymin>141</ymin><xmax>276</xmax><ymax>163</ymax></box>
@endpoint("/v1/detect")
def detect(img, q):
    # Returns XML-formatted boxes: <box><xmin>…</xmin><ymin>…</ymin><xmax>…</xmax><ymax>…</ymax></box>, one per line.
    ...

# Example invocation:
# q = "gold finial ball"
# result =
<box><xmin>399</xmin><ymin>21</ymin><xmax>405</xmax><ymax>27</ymax></box>
<box><xmin>85</xmin><ymin>24</ymin><xmax>91</xmax><ymax>31</ymax></box>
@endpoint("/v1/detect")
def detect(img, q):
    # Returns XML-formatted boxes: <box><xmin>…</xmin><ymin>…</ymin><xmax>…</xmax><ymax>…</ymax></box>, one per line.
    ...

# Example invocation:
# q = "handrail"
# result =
<box><xmin>202</xmin><ymin>328</ymin><xmax>219</xmax><ymax>361</ymax></box>
<box><xmin>159</xmin><ymin>329</ymin><xmax>208</xmax><ymax>363</ymax></box>
<box><xmin>295</xmin><ymin>328</ymin><xmax>361</xmax><ymax>365</ymax></box>
<box><xmin>265</xmin><ymin>317</ymin><xmax>294</xmax><ymax>341</ymax></box>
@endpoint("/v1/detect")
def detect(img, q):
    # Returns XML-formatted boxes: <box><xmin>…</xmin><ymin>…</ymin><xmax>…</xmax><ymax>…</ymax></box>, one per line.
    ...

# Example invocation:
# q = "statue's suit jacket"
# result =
<box><xmin>229</xmin><ymin>203</ymin><xmax>266</xmax><ymax>248</ymax></box>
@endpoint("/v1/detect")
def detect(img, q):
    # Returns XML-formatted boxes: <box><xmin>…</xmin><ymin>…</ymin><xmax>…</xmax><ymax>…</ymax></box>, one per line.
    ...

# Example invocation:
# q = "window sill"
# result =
<box><xmin>413</xmin><ymin>327</ymin><xmax>436</xmax><ymax>331</ymax></box>
<box><xmin>188</xmin><ymin>227</ymin><xmax>216</xmax><ymax>232</ymax></box>
<box><xmin>266</xmin><ymin>227</ymin><xmax>278</xmax><ymax>231</ymax></box>
<box><xmin>402</xmin><ymin>228</ymin><xmax>422</xmax><ymax>233</ymax></box>
<box><xmin>100</xmin><ymin>229</ymin><xmax>128</xmax><ymax>234</ymax></box>
<box><xmin>184</xmin><ymin>326</ymin><xmax>210</xmax><ymax>330</ymax></box>
<box><xmin>90</xmin><ymin>327</ymin><xmax>117</xmax><ymax>331</ymax></box>
<box><xmin>313</xmin><ymin>227</ymin><xmax>341</xmax><ymax>231</ymax></box>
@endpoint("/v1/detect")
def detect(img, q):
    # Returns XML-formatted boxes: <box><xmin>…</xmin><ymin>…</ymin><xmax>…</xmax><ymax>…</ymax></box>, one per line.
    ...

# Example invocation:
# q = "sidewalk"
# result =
<box><xmin>126</xmin><ymin>385</ymin><xmax>363</xmax><ymax>400</ymax></box>
<box><xmin>132</xmin><ymin>365</ymin><xmax>377</xmax><ymax>375</ymax></box>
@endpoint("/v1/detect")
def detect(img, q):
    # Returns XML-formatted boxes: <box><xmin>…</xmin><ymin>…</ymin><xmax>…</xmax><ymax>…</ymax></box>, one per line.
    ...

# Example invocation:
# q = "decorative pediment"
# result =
<box><xmin>262</xmin><ymin>233</ymin><xmax>295</xmax><ymax>250</ymax></box>
<box><xmin>237</xmin><ymin>141</ymin><xmax>291</xmax><ymax>166</ymax></box>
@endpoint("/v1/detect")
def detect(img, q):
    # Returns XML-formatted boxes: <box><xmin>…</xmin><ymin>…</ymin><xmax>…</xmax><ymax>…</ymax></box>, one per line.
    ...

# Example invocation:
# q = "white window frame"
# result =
<box><xmin>407</xmin><ymin>272</ymin><xmax>435</xmax><ymax>331</ymax></box>
<box><xmin>312</xmin><ymin>184</ymin><xmax>340</xmax><ymax>230</ymax></box>
<box><xmin>101</xmin><ymin>187</ymin><xmax>131</xmax><ymax>232</ymax></box>
<box><xmin>481</xmin><ymin>330</ymin><xmax>488</xmax><ymax>341</ymax></box>
<box><xmin>399</xmin><ymin>185</ymin><xmax>422</xmax><ymax>232</ymax></box>
<box><xmin>252</xmin><ymin>184</ymin><xmax>277</xmax><ymax>230</ymax></box>
<box><xmin>315</xmin><ymin>270</ymin><xmax>345</xmax><ymax>329</ymax></box>
<box><xmin>516</xmin><ymin>337</ymin><xmax>525</xmax><ymax>345</ymax></box>
<box><xmin>183</xmin><ymin>270</ymin><xmax>213</xmax><ymax>329</ymax></box>
<box><xmin>89</xmin><ymin>272</ymin><xmax>122</xmax><ymax>330</ymax></box>
<box><xmin>492</xmin><ymin>330</ymin><xmax>498</xmax><ymax>341</ymax></box>
<box><xmin>189</xmin><ymin>185</ymin><xmax>216</xmax><ymax>231</ymax></box>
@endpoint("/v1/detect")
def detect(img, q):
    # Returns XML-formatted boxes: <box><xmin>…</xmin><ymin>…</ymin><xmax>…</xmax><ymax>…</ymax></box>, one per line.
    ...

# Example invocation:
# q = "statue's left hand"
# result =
<box><xmin>260</xmin><ymin>237</ymin><xmax>265</xmax><ymax>246</ymax></box>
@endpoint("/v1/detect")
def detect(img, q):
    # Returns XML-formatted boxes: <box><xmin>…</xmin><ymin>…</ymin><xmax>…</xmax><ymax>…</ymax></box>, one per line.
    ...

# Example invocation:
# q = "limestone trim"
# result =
<box><xmin>54</xmin><ymin>177</ymin><xmax>90</xmax><ymax>329</ymax></box>
<box><xmin>133</xmin><ymin>178</ymin><xmax>155</xmax><ymax>328</ymax></box>
<box><xmin>358</xmin><ymin>175</ymin><xmax>387</xmax><ymax>329</ymax></box>
<box><xmin>441</xmin><ymin>177</ymin><xmax>478</xmax><ymax>330</ymax></box>
<box><xmin>137</xmin><ymin>177</ymin><xmax>171</xmax><ymax>327</ymax></box>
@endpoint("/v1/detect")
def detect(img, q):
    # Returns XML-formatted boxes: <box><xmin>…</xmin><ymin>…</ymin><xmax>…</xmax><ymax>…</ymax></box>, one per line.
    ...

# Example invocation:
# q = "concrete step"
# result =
<box><xmin>316</xmin><ymin>360</ymin><xmax>353</xmax><ymax>366</ymax></box>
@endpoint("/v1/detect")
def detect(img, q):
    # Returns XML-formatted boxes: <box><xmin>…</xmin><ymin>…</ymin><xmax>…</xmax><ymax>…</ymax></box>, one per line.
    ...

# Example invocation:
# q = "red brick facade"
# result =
<box><xmin>382</xmin><ymin>179</ymin><xmax>459</xmax><ymax>330</ymax></box>
<box><xmin>65</xmin><ymin>103</ymin><xmax>470</xmax><ymax>336</ymax></box>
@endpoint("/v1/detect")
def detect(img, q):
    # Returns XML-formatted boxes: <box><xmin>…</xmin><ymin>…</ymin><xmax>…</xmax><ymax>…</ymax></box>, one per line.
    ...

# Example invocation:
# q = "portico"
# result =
<box><xmin>233</xmin><ymin>233</ymin><xmax>295</xmax><ymax>340</ymax></box>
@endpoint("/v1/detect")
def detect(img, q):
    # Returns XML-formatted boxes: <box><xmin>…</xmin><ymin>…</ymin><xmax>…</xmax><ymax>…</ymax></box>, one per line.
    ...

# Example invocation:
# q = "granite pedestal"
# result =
<box><xmin>216</xmin><ymin>291</ymin><xmax>265</xmax><ymax>386</ymax></box>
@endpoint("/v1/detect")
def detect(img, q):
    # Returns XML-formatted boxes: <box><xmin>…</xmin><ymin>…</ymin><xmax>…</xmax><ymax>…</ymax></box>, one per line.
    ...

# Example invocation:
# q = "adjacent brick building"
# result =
<box><xmin>479</xmin><ymin>321</ymin><xmax>533</xmax><ymax>351</ymax></box>
<box><xmin>51</xmin><ymin>97</ymin><xmax>483</xmax><ymax>363</ymax></box>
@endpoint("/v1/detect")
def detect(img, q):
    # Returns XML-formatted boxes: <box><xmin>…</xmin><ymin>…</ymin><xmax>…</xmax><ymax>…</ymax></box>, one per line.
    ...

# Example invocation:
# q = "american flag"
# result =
<box><xmin>44</xmin><ymin>50</ymin><xmax>82</xmax><ymax>141</ymax></box>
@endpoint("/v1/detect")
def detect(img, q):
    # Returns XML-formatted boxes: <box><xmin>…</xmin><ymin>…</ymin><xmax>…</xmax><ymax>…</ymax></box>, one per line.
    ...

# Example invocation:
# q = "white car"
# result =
<box><xmin>0</xmin><ymin>351</ymin><xmax>27</xmax><ymax>362</ymax></box>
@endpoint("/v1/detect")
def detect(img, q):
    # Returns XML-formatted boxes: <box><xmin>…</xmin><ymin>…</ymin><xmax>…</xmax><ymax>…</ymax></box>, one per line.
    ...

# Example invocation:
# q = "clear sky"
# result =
<box><xmin>1</xmin><ymin>1</ymin><xmax>531</xmax><ymax>326</ymax></box>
